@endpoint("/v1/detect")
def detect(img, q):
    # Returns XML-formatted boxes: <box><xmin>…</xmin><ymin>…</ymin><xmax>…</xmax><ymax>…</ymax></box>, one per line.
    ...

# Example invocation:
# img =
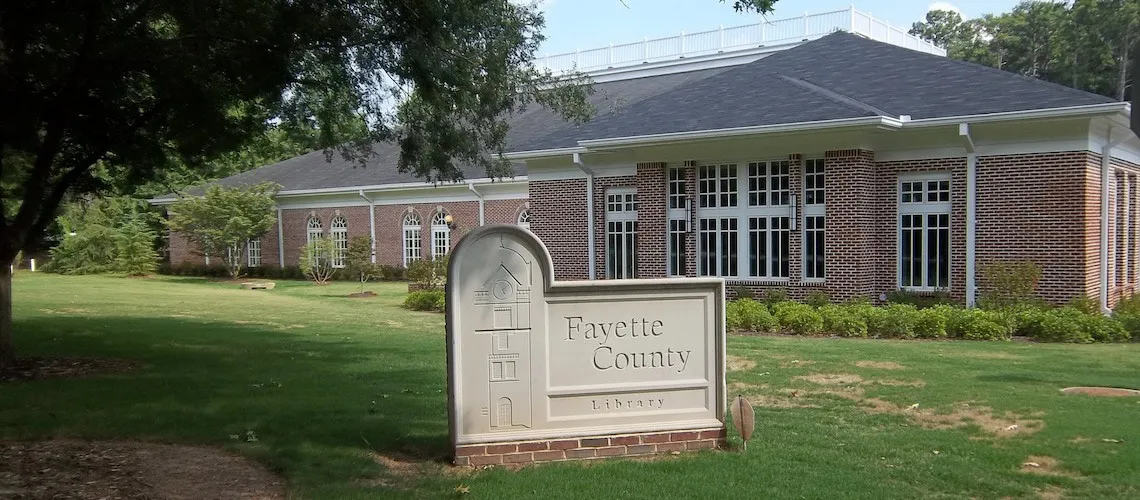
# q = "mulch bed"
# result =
<box><xmin>0</xmin><ymin>440</ymin><xmax>285</xmax><ymax>499</ymax></box>
<box><xmin>1061</xmin><ymin>386</ymin><xmax>1140</xmax><ymax>397</ymax></box>
<box><xmin>0</xmin><ymin>357</ymin><xmax>138</xmax><ymax>383</ymax></box>
<box><xmin>347</xmin><ymin>291</ymin><xmax>378</xmax><ymax>298</ymax></box>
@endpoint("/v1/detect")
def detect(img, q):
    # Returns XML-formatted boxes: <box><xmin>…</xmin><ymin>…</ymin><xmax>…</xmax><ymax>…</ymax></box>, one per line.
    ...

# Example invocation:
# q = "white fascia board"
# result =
<box><xmin>576</xmin><ymin>116</ymin><xmax>900</xmax><ymax>149</ymax></box>
<box><xmin>902</xmin><ymin>103</ymin><xmax>1128</xmax><ymax>129</ymax></box>
<box><xmin>501</xmin><ymin>147</ymin><xmax>586</xmax><ymax>161</ymax></box>
<box><xmin>274</xmin><ymin>176</ymin><xmax>528</xmax><ymax>198</ymax></box>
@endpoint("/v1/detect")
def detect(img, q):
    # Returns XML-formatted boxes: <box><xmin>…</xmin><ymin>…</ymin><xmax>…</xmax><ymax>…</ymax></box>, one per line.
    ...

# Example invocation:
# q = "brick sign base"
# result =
<box><xmin>454</xmin><ymin>428</ymin><xmax>725</xmax><ymax>466</ymax></box>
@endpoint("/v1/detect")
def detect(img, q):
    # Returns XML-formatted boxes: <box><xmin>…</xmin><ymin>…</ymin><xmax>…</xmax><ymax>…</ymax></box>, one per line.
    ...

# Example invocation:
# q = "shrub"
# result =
<box><xmin>914</xmin><ymin>306</ymin><xmax>950</xmax><ymax>339</ymax></box>
<box><xmin>731</xmin><ymin>286</ymin><xmax>755</xmax><ymax>301</ymax></box>
<box><xmin>977</xmin><ymin>260</ymin><xmax>1043</xmax><ymax>310</ymax></box>
<box><xmin>805</xmin><ymin>289</ymin><xmax>830</xmax><ymax>308</ymax></box>
<box><xmin>1114</xmin><ymin>313</ymin><xmax>1140</xmax><ymax>340</ymax></box>
<box><xmin>1068</xmin><ymin>294</ymin><xmax>1100</xmax><ymax>315</ymax></box>
<box><xmin>862</xmin><ymin>304</ymin><xmax>919</xmax><ymax>339</ymax></box>
<box><xmin>772</xmin><ymin>302</ymin><xmax>823</xmax><ymax>335</ymax></box>
<box><xmin>762</xmin><ymin>289</ymin><xmax>788</xmax><ymax>309</ymax></box>
<box><xmin>946</xmin><ymin>308</ymin><xmax>1010</xmax><ymax>341</ymax></box>
<box><xmin>404</xmin><ymin>290</ymin><xmax>446</xmax><ymax>312</ymax></box>
<box><xmin>1032</xmin><ymin>308</ymin><xmax>1092</xmax><ymax>343</ymax></box>
<box><xmin>819</xmin><ymin>305</ymin><xmax>868</xmax><ymax>338</ymax></box>
<box><xmin>407</xmin><ymin>256</ymin><xmax>448</xmax><ymax>290</ymax></box>
<box><xmin>376</xmin><ymin>265</ymin><xmax>407</xmax><ymax>281</ymax></box>
<box><xmin>1078</xmin><ymin>313</ymin><xmax>1129</xmax><ymax>343</ymax></box>
<box><xmin>1113</xmin><ymin>293</ymin><xmax>1140</xmax><ymax>316</ymax></box>
<box><xmin>299</xmin><ymin>237</ymin><xmax>336</xmax><ymax>285</ymax></box>
<box><xmin>885</xmin><ymin>289</ymin><xmax>952</xmax><ymax>309</ymax></box>
<box><xmin>1010</xmin><ymin>307</ymin><xmax>1048</xmax><ymax>338</ymax></box>
<box><xmin>726</xmin><ymin>299</ymin><xmax>779</xmax><ymax>333</ymax></box>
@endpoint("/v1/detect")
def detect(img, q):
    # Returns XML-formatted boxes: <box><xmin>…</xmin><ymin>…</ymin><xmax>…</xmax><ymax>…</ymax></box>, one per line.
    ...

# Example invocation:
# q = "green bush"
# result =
<box><xmin>404</xmin><ymin>290</ymin><xmax>446</xmax><ymax>312</ymax></box>
<box><xmin>977</xmin><ymin>260</ymin><xmax>1043</xmax><ymax>310</ymax></box>
<box><xmin>946</xmin><ymin>308</ymin><xmax>1010</xmax><ymax>341</ymax></box>
<box><xmin>762</xmin><ymin>289</ymin><xmax>788</xmax><ymax>309</ymax></box>
<box><xmin>772</xmin><ymin>302</ymin><xmax>823</xmax><ymax>335</ymax></box>
<box><xmin>885</xmin><ymin>289</ymin><xmax>953</xmax><ymax>309</ymax></box>
<box><xmin>805</xmin><ymin>289</ymin><xmax>830</xmax><ymax>308</ymax></box>
<box><xmin>1114</xmin><ymin>313</ymin><xmax>1140</xmax><ymax>340</ymax></box>
<box><xmin>726</xmin><ymin>299</ymin><xmax>778</xmax><ymax>333</ymax></box>
<box><xmin>1079</xmin><ymin>313</ymin><xmax>1129</xmax><ymax>343</ymax></box>
<box><xmin>407</xmin><ymin>257</ymin><xmax>448</xmax><ymax>290</ymax></box>
<box><xmin>376</xmin><ymin>265</ymin><xmax>407</xmax><ymax>281</ymax></box>
<box><xmin>819</xmin><ymin>305</ymin><xmax>868</xmax><ymax>338</ymax></box>
<box><xmin>731</xmin><ymin>286</ymin><xmax>755</xmax><ymax>301</ymax></box>
<box><xmin>1068</xmin><ymin>295</ymin><xmax>1100</xmax><ymax>315</ymax></box>
<box><xmin>862</xmin><ymin>303</ymin><xmax>919</xmax><ymax>339</ymax></box>
<box><xmin>914</xmin><ymin>306</ymin><xmax>950</xmax><ymax>339</ymax></box>
<box><xmin>1113</xmin><ymin>293</ymin><xmax>1140</xmax><ymax>316</ymax></box>
<box><xmin>1010</xmin><ymin>307</ymin><xmax>1048</xmax><ymax>337</ymax></box>
<box><xmin>1032</xmin><ymin>308</ymin><xmax>1092</xmax><ymax>343</ymax></box>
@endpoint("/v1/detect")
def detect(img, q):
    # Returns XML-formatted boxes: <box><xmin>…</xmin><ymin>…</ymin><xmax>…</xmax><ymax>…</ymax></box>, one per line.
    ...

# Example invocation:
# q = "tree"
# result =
<box><xmin>0</xmin><ymin>0</ymin><xmax>606</xmax><ymax>368</ymax></box>
<box><xmin>44</xmin><ymin>196</ymin><xmax>157</xmax><ymax>275</ymax></box>
<box><xmin>164</xmin><ymin>183</ymin><xmax>279</xmax><ymax>279</ymax></box>
<box><xmin>910</xmin><ymin>9</ymin><xmax>971</xmax><ymax>48</ymax></box>
<box><xmin>299</xmin><ymin>237</ymin><xmax>336</xmax><ymax>286</ymax></box>
<box><xmin>344</xmin><ymin>236</ymin><xmax>378</xmax><ymax>295</ymax></box>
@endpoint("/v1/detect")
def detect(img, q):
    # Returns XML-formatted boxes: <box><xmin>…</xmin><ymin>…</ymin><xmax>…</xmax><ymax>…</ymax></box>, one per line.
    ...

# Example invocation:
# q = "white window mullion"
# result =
<box><xmin>899</xmin><ymin>173</ymin><xmax>951</xmax><ymax>291</ymax></box>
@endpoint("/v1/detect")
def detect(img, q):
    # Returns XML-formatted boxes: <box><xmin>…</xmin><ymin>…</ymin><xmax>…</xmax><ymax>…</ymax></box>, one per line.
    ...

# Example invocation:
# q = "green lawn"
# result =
<box><xmin>3</xmin><ymin>272</ymin><xmax>1139</xmax><ymax>499</ymax></box>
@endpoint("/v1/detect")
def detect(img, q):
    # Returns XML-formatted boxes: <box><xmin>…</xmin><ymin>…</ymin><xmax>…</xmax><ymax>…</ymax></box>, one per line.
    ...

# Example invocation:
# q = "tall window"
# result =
<box><xmin>247</xmin><ymin>237</ymin><xmax>262</xmax><ymax>267</ymax></box>
<box><xmin>517</xmin><ymin>209</ymin><xmax>531</xmax><ymax>229</ymax></box>
<box><xmin>697</xmin><ymin>160</ymin><xmax>791</xmax><ymax>279</ymax></box>
<box><xmin>403</xmin><ymin>212</ymin><xmax>422</xmax><ymax>266</ymax></box>
<box><xmin>605</xmin><ymin>189</ymin><xmax>638</xmax><ymax>279</ymax></box>
<box><xmin>330</xmin><ymin>215</ymin><xmax>348</xmax><ymax>268</ymax></box>
<box><xmin>306</xmin><ymin>216</ymin><xmax>322</xmax><ymax>264</ymax></box>
<box><xmin>803</xmin><ymin>158</ymin><xmax>825</xmax><ymax>280</ymax></box>
<box><xmin>668</xmin><ymin>167</ymin><xmax>688</xmax><ymax>277</ymax></box>
<box><xmin>899</xmin><ymin>174</ymin><xmax>951</xmax><ymax>290</ymax></box>
<box><xmin>431</xmin><ymin>211</ymin><xmax>451</xmax><ymax>259</ymax></box>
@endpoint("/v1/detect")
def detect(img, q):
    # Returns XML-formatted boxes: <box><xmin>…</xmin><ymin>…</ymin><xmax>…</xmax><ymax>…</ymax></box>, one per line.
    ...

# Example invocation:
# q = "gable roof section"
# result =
<box><xmin>522</xmin><ymin>31</ymin><xmax>1115</xmax><ymax>149</ymax></box>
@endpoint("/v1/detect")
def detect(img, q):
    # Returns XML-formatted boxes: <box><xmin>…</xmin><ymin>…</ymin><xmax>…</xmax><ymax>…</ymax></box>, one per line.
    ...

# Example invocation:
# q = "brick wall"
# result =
<box><xmin>636</xmin><ymin>163</ymin><xmax>668</xmax><ymax>279</ymax></box>
<box><xmin>825</xmin><ymin>149</ymin><xmax>876</xmax><ymax>301</ymax></box>
<box><xmin>279</xmin><ymin>206</ymin><xmax>371</xmax><ymax>266</ymax></box>
<box><xmin>530</xmin><ymin>179</ymin><xmax>589</xmax><ymax>280</ymax></box>
<box><xmin>167</xmin><ymin>229</ymin><xmax>206</xmax><ymax>265</ymax></box>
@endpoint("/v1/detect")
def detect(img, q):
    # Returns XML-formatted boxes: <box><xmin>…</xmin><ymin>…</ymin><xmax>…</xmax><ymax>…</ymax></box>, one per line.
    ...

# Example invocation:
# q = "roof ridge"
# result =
<box><xmin>775</xmin><ymin>74</ymin><xmax>890</xmax><ymax>117</ymax></box>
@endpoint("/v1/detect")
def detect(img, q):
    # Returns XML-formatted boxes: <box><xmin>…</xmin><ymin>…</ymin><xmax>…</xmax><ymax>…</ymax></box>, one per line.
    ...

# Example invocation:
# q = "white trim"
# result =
<box><xmin>961</xmin><ymin>123</ymin><xmax>978</xmax><ymax>307</ymax></box>
<box><xmin>902</xmin><ymin>103</ymin><xmax>1128</xmax><ymax>129</ymax></box>
<box><xmin>501</xmin><ymin>147</ymin><xmax>586</xmax><ymax>160</ymax></box>
<box><xmin>897</xmin><ymin>172</ymin><xmax>953</xmax><ymax>292</ymax></box>
<box><xmin>276</xmin><ymin>200</ymin><xmax>371</xmax><ymax>210</ymax></box>
<box><xmin>578</xmin><ymin>116</ymin><xmax>898</xmax><ymax>150</ymax></box>
<box><xmin>359</xmin><ymin>191</ymin><xmax>377</xmax><ymax>263</ymax></box>
<box><xmin>275</xmin><ymin>206</ymin><xmax>285</xmax><ymax>269</ymax></box>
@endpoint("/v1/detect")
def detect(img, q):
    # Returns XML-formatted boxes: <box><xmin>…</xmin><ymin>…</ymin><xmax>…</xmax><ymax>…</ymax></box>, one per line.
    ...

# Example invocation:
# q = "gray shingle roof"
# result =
<box><xmin>159</xmin><ymin>31</ymin><xmax>1115</xmax><ymax>199</ymax></box>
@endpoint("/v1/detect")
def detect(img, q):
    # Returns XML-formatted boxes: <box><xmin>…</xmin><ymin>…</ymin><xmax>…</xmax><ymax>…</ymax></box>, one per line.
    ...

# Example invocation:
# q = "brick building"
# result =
<box><xmin>154</xmin><ymin>10</ymin><xmax>1140</xmax><ymax>311</ymax></box>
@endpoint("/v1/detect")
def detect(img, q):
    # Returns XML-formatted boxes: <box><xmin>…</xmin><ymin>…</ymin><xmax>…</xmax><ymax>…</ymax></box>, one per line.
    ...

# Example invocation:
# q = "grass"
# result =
<box><xmin>2</xmin><ymin>272</ymin><xmax>1139</xmax><ymax>499</ymax></box>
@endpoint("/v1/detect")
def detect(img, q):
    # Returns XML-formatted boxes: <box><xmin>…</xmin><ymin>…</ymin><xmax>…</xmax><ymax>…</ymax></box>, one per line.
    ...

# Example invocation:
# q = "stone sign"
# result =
<box><xmin>446</xmin><ymin>225</ymin><xmax>726</xmax><ymax>465</ymax></box>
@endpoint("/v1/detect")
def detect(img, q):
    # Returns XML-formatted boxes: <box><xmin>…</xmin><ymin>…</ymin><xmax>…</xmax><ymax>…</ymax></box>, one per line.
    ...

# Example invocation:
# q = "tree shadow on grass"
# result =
<box><xmin>4</xmin><ymin>316</ymin><xmax>452</xmax><ymax>465</ymax></box>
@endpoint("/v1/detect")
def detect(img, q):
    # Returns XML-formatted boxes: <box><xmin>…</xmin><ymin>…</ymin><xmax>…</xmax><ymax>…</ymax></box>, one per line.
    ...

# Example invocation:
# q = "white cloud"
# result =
<box><xmin>928</xmin><ymin>2</ymin><xmax>965</xmax><ymax>18</ymax></box>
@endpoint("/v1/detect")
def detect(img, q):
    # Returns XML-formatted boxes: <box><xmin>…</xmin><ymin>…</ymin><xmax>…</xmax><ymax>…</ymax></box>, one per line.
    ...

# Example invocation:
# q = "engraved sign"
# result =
<box><xmin>446</xmin><ymin>225</ymin><xmax>726</xmax><ymax>448</ymax></box>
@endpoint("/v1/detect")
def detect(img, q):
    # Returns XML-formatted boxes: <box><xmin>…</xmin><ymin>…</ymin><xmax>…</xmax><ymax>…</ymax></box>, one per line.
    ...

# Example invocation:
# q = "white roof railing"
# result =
<box><xmin>536</xmin><ymin>6</ymin><xmax>945</xmax><ymax>75</ymax></box>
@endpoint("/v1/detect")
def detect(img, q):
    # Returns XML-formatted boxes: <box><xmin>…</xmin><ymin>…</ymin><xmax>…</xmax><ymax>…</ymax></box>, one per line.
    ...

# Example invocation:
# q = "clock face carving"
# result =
<box><xmin>492</xmin><ymin>280</ymin><xmax>514</xmax><ymax>300</ymax></box>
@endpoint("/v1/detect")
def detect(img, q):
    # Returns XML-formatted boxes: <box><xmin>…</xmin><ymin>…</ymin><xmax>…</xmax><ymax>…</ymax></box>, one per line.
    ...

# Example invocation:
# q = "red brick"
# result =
<box><xmin>596</xmin><ymin>446</ymin><xmax>626</xmax><ymax>457</ymax></box>
<box><xmin>486</xmin><ymin>444</ymin><xmax>517</xmax><ymax>454</ymax></box>
<box><xmin>517</xmin><ymin>441</ymin><xmax>548</xmax><ymax>452</ymax></box>
<box><xmin>550</xmin><ymin>440</ymin><xmax>579</xmax><ymax>450</ymax></box>
<box><xmin>504</xmin><ymin>452</ymin><xmax>533</xmax><ymax>463</ymax></box>
<box><xmin>656</xmin><ymin>442</ymin><xmax>686</xmax><ymax>452</ymax></box>
<box><xmin>669</xmin><ymin>432</ymin><xmax>699</xmax><ymax>442</ymax></box>
<box><xmin>641</xmin><ymin>433</ymin><xmax>670</xmax><ymax>444</ymax></box>
<box><xmin>455</xmin><ymin>446</ymin><xmax>485</xmax><ymax>457</ymax></box>
<box><xmin>699</xmin><ymin>429</ymin><xmax>725</xmax><ymax>440</ymax></box>
<box><xmin>470</xmin><ymin>455</ymin><xmax>503</xmax><ymax>466</ymax></box>
<box><xmin>534</xmin><ymin>450</ymin><xmax>566</xmax><ymax>461</ymax></box>
<box><xmin>580</xmin><ymin>438</ymin><xmax>609</xmax><ymax>448</ymax></box>
<box><xmin>687</xmin><ymin>440</ymin><xmax>718</xmax><ymax>450</ymax></box>
<box><xmin>611</xmin><ymin>436</ymin><xmax>640</xmax><ymax>446</ymax></box>
<box><xmin>626</xmin><ymin>444</ymin><xmax>656</xmax><ymax>455</ymax></box>
<box><xmin>565</xmin><ymin>448</ymin><xmax>596</xmax><ymax>459</ymax></box>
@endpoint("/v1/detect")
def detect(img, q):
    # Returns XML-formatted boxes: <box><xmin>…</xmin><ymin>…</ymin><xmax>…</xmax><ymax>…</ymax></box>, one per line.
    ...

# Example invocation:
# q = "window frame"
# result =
<box><xmin>330</xmin><ymin>215</ymin><xmax>348</xmax><ymax>268</ymax></box>
<box><xmin>605</xmin><ymin>188</ymin><xmax>638</xmax><ymax>279</ymax></box>
<box><xmin>402</xmin><ymin>212</ymin><xmax>422</xmax><ymax>266</ymax></box>
<box><xmin>431</xmin><ymin>211</ymin><xmax>450</xmax><ymax>260</ymax></box>
<box><xmin>897</xmin><ymin>172</ymin><xmax>952</xmax><ymax>291</ymax></box>
<box><xmin>247</xmin><ymin>237</ymin><xmax>262</xmax><ymax>267</ymax></box>
<box><xmin>802</xmin><ymin>158</ymin><xmax>825</xmax><ymax>282</ymax></box>
<box><xmin>517</xmin><ymin>209</ymin><xmax>531</xmax><ymax>229</ymax></box>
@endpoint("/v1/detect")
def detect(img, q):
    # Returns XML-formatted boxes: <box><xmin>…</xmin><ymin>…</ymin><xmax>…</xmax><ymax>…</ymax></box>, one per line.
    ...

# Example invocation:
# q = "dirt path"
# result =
<box><xmin>0</xmin><ymin>440</ymin><xmax>285</xmax><ymax>499</ymax></box>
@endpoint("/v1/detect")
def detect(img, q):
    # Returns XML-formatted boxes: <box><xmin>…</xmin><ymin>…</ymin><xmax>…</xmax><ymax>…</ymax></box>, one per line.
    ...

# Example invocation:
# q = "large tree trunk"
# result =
<box><xmin>0</xmin><ymin>264</ymin><xmax>14</xmax><ymax>369</ymax></box>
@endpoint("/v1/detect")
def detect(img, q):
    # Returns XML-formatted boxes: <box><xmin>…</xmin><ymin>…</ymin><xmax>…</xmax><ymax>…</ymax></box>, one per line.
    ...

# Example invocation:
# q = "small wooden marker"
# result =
<box><xmin>730</xmin><ymin>395</ymin><xmax>755</xmax><ymax>451</ymax></box>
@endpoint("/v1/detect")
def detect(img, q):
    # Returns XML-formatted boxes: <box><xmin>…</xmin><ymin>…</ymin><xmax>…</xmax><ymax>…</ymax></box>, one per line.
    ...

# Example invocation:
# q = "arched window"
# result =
<box><xmin>431</xmin><ymin>211</ymin><xmax>451</xmax><ymax>259</ymax></box>
<box><xmin>306</xmin><ymin>216</ymin><xmax>323</xmax><ymax>265</ymax></box>
<box><xmin>330</xmin><ymin>215</ymin><xmax>348</xmax><ymax>268</ymax></box>
<box><xmin>517</xmin><ymin>209</ymin><xmax>531</xmax><ymax>229</ymax></box>
<box><xmin>402</xmin><ymin>212</ymin><xmax>422</xmax><ymax>266</ymax></box>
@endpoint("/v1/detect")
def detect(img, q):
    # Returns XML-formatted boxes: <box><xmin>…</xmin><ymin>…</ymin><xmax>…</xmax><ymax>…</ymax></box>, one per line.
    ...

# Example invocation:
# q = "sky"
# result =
<box><xmin>531</xmin><ymin>0</ymin><xmax>1021</xmax><ymax>56</ymax></box>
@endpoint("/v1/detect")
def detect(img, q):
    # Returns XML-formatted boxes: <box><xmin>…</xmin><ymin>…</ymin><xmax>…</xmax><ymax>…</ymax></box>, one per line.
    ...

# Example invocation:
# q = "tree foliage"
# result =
<box><xmin>164</xmin><ymin>183</ymin><xmax>279</xmax><ymax>279</ymax></box>
<box><xmin>910</xmin><ymin>1</ymin><xmax>1139</xmax><ymax>101</ymax></box>
<box><xmin>44</xmin><ymin>197</ymin><xmax>158</xmax><ymax>276</ymax></box>
<box><xmin>344</xmin><ymin>235</ymin><xmax>378</xmax><ymax>294</ymax></box>
<box><xmin>299</xmin><ymin>237</ymin><xmax>337</xmax><ymax>286</ymax></box>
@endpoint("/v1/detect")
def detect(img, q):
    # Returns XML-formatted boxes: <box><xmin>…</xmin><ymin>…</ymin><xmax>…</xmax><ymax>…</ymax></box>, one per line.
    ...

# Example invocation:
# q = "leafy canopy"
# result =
<box><xmin>164</xmin><ymin>183</ymin><xmax>280</xmax><ymax>279</ymax></box>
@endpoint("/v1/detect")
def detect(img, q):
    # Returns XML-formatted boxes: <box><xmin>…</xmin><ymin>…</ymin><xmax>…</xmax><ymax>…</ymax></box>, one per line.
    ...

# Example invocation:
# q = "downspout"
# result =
<box><xmin>1101</xmin><ymin>128</ymin><xmax>1127</xmax><ymax>314</ymax></box>
<box><xmin>574</xmin><ymin>152</ymin><xmax>597</xmax><ymax>280</ymax></box>
<box><xmin>358</xmin><ymin>190</ymin><xmax>377</xmax><ymax>263</ymax></box>
<box><xmin>959</xmin><ymin>124</ymin><xmax>977</xmax><ymax>307</ymax></box>
<box><xmin>275</xmin><ymin>205</ymin><xmax>285</xmax><ymax>268</ymax></box>
<box><xmin>468</xmin><ymin>183</ymin><xmax>485</xmax><ymax>226</ymax></box>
